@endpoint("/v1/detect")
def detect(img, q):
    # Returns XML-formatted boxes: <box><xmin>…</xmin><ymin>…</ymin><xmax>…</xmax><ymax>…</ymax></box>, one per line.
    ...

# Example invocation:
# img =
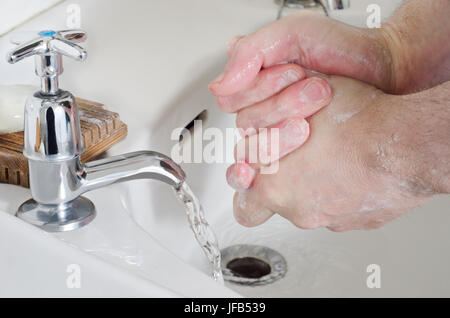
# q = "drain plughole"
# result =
<box><xmin>220</xmin><ymin>244</ymin><xmax>287</xmax><ymax>286</ymax></box>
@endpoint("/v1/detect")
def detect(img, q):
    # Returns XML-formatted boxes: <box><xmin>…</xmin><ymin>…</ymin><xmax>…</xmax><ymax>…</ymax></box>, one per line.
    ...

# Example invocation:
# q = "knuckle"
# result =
<box><xmin>236</xmin><ymin>36</ymin><xmax>251</xmax><ymax>51</ymax></box>
<box><xmin>285</xmin><ymin>63</ymin><xmax>304</xmax><ymax>73</ymax></box>
<box><xmin>279</xmin><ymin>64</ymin><xmax>305</xmax><ymax>80</ymax></box>
<box><xmin>235</xmin><ymin>111</ymin><xmax>251</xmax><ymax>131</ymax></box>
<box><xmin>216</xmin><ymin>96</ymin><xmax>235</xmax><ymax>113</ymax></box>
<box><xmin>233</xmin><ymin>210</ymin><xmax>255</xmax><ymax>227</ymax></box>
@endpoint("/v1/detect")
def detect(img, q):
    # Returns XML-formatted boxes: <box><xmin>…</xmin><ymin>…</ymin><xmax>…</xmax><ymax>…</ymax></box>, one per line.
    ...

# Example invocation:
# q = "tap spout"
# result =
<box><xmin>18</xmin><ymin>150</ymin><xmax>185</xmax><ymax>232</ymax></box>
<box><xmin>81</xmin><ymin>151</ymin><xmax>186</xmax><ymax>193</ymax></box>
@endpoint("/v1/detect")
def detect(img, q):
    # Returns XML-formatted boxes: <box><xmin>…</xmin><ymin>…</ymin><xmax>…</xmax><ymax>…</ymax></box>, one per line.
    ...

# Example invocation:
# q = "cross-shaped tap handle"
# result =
<box><xmin>6</xmin><ymin>29</ymin><xmax>87</xmax><ymax>94</ymax></box>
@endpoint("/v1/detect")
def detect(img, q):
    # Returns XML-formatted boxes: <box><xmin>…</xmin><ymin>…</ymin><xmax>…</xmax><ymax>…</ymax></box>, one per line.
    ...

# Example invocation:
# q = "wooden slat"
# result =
<box><xmin>75</xmin><ymin>97</ymin><xmax>104</xmax><ymax>108</ymax></box>
<box><xmin>80</xmin><ymin>124</ymin><xmax>127</xmax><ymax>162</ymax></box>
<box><xmin>0</xmin><ymin>98</ymin><xmax>127</xmax><ymax>188</ymax></box>
<box><xmin>77</xmin><ymin>100</ymin><xmax>121</xmax><ymax>131</ymax></box>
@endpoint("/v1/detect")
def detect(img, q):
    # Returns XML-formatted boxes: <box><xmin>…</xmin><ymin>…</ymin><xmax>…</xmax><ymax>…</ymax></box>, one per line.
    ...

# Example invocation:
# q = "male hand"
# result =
<box><xmin>227</xmin><ymin>75</ymin><xmax>437</xmax><ymax>231</ymax></box>
<box><xmin>209</xmin><ymin>2</ymin><xmax>450</xmax><ymax>231</ymax></box>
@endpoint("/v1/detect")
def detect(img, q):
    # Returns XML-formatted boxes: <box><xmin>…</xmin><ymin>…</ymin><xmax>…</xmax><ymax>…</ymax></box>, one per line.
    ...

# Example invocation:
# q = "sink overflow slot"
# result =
<box><xmin>179</xmin><ymin>110</ymin><xmax>208</xmax><ymax>143</ymax></box>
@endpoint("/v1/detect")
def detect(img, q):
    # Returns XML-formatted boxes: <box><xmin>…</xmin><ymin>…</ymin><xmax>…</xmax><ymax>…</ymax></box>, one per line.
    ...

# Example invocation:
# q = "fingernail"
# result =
<box><xmin>284</xmin><ymin>118</ymin><xmax>309</xmax><ymax>136</ymax></box>
<box><xmin>279</xmin><ymin>118</ymin><xmax>309</xmax><ymax>157</ymax></box>
<box><xmin>301</xmin><ymin>79</ymin><xmax>328</xmax><ymax>103</ymax></box>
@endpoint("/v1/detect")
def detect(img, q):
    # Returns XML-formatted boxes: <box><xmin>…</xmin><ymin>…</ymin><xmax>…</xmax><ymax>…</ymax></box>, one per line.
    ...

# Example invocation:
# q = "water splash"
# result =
<box><xmin>175</xmin><ymin>182</ymin><xmax>224</xmax><ymax>283</ymax></box>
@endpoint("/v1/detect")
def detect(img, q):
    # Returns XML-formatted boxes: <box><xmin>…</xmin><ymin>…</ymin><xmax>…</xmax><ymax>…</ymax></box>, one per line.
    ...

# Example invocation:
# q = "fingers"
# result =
<box><xmin>232</xmin><ymin>171</ymin><xmax>325</xmax><ymax>229</ymax></box>
<box><xmin>226</xmin><ymin>162</ymin><xmax>256</xmax><ymax>192</ymax></box>
<box><xmin>236</xmin><ymin>77</ymin><xmax>331</xmax><ymax>133</ymax></box>
<box><xmin>208</xmin><ymin>15</ymin><xmax>306</xmax><ymax>96</ymax></box>
<box><xmin>233</xmin><ymin>191</ymin><xmax>274</xmax><ymax>227</ymax></box>
<box><xmin>216</xmin><ymin>64</ymin><xmax>306</xmax><ymax>113</ymax></box>
<box><xmin>208</xmin><ymin>12</ymin><xmax>328</xmax><ymax>96</ymax></box>
<box><xmin>226</xmin><ymin>117</ymin><xmax>309</xmax><ymax>194</ymax></box>
<box><xmin>234</xmin><ymin>117</ymin><xmax>310</xmax><ymax>168</ymax></box>
<box><xmin>209</xmin><ymin>11</ymin><xmax>388</xmax><ymax>96</ymax></box>
<box><xmin>232</xmin><ymin>166</ymin><xmax>326</xmax><ymax>229</ymax></box>
<box><xmin>233</xmin><ymin>166</ymin><xmax>329</xmax><ymax>229</ymax></box>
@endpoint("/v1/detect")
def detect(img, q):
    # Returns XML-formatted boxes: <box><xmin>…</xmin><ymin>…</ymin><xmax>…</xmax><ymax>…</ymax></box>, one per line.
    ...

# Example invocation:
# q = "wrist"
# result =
<box><xmin>375</xmin><ymin>0</ymin><xmax>450</xmax><ymax>94</ymax></box>
<box><xmin>366</xmin><ymin>90</ymin><xmax>450</xmax><ymax>195</ymax></box>
<box><xmin>355</xmin><ymin>25</ymin><xmax>412</xmax><ymax>95</ymax></box>
<box><xmin>372</xmin><ymin>26</ymin><xmax>412</xmax><ymax>94</ymax></box>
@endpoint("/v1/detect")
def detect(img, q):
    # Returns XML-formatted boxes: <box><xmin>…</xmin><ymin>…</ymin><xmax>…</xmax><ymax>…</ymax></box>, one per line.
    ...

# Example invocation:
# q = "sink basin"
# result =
<box><xmin>131</xmin><ymin>76</ymin><xmax>450</xmax><ymax>297</ymax></box>
<box><xmin>0</xmin><ymin>177</ymin><xmax>236</xmax><ymax>297</ymax></box>
<box><xmin>1</xmin><ymin>0</ymin><xmax>449</xmax><ymax>297</ymax></box>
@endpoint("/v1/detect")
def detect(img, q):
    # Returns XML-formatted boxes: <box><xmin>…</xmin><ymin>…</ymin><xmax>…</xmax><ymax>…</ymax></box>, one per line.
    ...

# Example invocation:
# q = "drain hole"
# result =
<box><xmin>226</xmin><ymin>257</ymin><xmax>271</xmax><ymax>279</ymax></box>
<box><xmin>221</xmin><ymin>244</ymin><xmax>287</xmax><ymax>286</ymax></box>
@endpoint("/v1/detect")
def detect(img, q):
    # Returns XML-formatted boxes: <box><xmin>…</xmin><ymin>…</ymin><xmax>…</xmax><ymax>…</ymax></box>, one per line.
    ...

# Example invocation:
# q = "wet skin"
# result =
<box><xmin>209</xmin><ymin>0</ymin><xmax>450</xmax><ymax>231</ymax></box>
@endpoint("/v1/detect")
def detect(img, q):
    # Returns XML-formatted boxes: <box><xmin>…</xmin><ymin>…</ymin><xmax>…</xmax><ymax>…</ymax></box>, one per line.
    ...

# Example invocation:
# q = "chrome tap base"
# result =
<box><xmin>17</xmin><ymin>197</ymin><xmax>96</xmax><ymax>232</ymax></box>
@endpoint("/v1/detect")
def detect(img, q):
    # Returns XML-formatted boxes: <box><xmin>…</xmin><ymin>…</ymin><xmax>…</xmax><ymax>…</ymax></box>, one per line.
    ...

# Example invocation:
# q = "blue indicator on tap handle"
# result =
<box><xmin>38</xmin><ymin>30</ymin><xmax>56</xmax><ymax>37</ymax></box>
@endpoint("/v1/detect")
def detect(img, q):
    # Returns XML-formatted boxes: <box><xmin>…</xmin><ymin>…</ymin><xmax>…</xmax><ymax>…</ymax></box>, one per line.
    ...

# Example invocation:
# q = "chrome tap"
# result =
<box><xmin>275</xmin><ymin>0</ymin><xmax>350</xmax><ymax>19</ymax></box>
<box><xmin>7</xmin><ymin>30</ymin><xmax>185</xmax><ymax>232</ymax></box>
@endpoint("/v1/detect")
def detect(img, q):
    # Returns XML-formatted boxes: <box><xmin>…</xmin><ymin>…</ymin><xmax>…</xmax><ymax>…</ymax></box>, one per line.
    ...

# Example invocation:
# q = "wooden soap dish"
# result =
<box><xmin>0</xmin><ymin>98</ymin><xmax>127</xmax><ymax>188</ymax></box>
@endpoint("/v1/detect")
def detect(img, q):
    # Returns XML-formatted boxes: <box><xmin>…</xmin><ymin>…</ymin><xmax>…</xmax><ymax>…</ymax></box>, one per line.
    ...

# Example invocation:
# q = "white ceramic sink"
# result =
<box><xmin>1</xmin><ymin>0</ymin><xmax>449</xmax><ymax>297</ymax></box>
<box><xmin>132</xmin><ymin>66</ymin><xmax>450</xmax><ymax>297</ymax></box>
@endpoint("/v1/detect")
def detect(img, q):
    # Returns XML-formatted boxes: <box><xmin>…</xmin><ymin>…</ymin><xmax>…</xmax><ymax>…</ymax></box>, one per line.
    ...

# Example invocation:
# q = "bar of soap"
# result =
<box><xmin>0</xmin><ymin>85</ymin><xmax>37</xmax><ymax>134</ymax></box>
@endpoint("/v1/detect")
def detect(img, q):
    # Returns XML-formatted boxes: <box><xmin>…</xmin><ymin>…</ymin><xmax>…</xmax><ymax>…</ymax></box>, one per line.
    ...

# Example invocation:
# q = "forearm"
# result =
<box><xmin>378</xmin><ymin>81</ymin><xmax>450</xmax><ymax>194</ymax></box>
<box><xmin>379</xmin><ymin>0</ymin><xmax>450</xmax><ymax>94</ymax></box>
<box><xmin>288</xmin><ymin>0</ymin><xmax>450</xmax><ymax>95</ymax></box>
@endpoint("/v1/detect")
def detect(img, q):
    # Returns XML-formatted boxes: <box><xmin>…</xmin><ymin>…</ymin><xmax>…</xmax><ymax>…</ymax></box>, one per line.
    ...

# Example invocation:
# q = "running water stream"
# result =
<box><xmin>175</xmin><ymin>182</ymin><xmax>224</xmax><ymax>283</ymax></box>
<box><xmin>54</xmin><ymin>181</ymin><xmax>224</xmax><ymax>286</ymax></box>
